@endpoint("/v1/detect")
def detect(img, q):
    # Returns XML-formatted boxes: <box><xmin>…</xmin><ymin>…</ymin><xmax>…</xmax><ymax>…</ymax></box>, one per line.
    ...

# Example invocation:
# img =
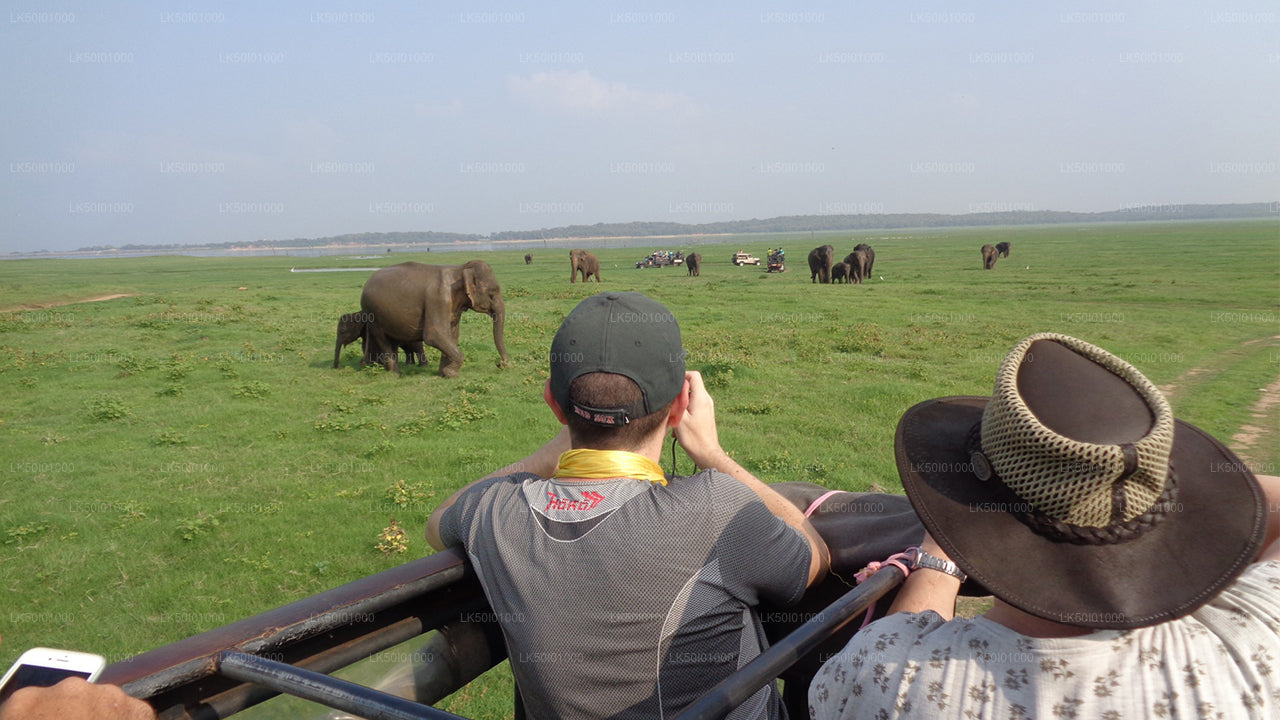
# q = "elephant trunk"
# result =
<box><xmin>490</xmin><ymin>298</ymin><xmax>509</xmax><ymax>367</ymax></box>
<box><xmin>333</xmin><ymin>339</ymin><xmax>343</xmax><ymax>369</ymax></box>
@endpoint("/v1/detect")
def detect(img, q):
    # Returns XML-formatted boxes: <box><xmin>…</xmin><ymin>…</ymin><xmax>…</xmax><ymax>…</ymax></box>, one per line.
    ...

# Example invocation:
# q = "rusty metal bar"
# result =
<box><xmin>99</xmin><ymin>550</ymin><xmax>507</xmax><ymax>719</ymax></box>
<box><xmin>217</xmin><ymin>651</ymin><xmax>466</xmax><ymax>720</ymax></box>
<box><xmin>671</xmin><ymin>566</ymin><xmax>906</xmax><ymax>720</ymax></box>
<box><xmin>187</xmin><ymin>615</ymin><xmax>503</xmax><ymax>720</ymax></box>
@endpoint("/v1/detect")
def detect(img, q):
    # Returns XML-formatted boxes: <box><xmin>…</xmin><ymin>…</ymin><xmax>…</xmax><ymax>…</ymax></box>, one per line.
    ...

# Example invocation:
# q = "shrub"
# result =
<box><xmin>87</xmin><ymin>394</ymin><xmax>133</xmax><ymax>421</ymax></box>
<box><xmin>151</xmin><ymin>429</ymin><xmax>188</xmax><ymax>446</ymax></box>
<box><xmin>5</xmin><ymin>522</ymin><xmax>50</xmax><ymax>547</ymax></box>
<box><xmin>176</xmin><ymin>513</ymin><xmax>221</xmax><ymax>542</ymax></box>
<box><xmin>233</xmin><ymin>381</ymin><xmax>271</xmax><ymax>399</ymax></box>
<box><xmin>376</xmin><ymin>518</ymin><xmax>409</xmax><ymax>554</ymax></box>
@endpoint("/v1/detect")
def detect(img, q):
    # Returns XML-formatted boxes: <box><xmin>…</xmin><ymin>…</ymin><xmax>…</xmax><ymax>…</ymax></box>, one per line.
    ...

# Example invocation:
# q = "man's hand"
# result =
<box><xmin>672</xmin><ymin>370</ymin><xmax>729</xmax><ymax>469</ymax></box>
<box><xmin>0</xmin><ymin>678</ymin><xmax>155</xmax><ymax>720</ymax></box>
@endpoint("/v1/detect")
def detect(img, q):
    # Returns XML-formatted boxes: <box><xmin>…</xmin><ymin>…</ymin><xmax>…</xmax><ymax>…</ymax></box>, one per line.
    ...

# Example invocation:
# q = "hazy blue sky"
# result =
<box><xmin>3</xmin><ymin>1</ymin><xmax>1277</xmax><ymax>253</ymax></box>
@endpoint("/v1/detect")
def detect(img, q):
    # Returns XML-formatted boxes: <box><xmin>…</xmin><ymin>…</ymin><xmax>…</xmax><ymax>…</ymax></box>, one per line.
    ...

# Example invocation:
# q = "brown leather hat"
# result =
<box><xmin>895</xmin><ymin>333</ymin><xmax>1267</xmax><ymax>629</ymax></box>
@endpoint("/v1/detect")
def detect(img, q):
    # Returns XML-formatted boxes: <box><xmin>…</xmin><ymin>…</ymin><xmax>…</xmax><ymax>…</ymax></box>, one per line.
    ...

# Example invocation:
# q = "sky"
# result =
<box><xmin>2</xmin><ymin>1</ymin><xmax>1277</xmax><ymax>254</ymax></box>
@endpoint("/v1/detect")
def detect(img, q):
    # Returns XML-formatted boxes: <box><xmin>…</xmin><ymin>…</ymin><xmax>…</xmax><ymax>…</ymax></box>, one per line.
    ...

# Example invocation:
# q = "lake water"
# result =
<box><xmin>4</xmin><ymin>234</ymin><xmax>802</xmax><ymax>261</ymax></box>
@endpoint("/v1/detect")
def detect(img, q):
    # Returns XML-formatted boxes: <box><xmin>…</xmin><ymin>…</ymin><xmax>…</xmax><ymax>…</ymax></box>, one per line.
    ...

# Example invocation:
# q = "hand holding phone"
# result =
<box><xmin>0</xmin><ymin>646</ymin><xmax>153</xmax><ymax>719</ymax></box>
<box><xmin>0</xmin><ymin>648</ymin><xmax>105</xmax><ymax>704</ymax></box>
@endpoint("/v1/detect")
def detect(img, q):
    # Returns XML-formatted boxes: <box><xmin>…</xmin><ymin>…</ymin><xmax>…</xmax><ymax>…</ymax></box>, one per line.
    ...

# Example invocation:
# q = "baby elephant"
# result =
<box><xmin>333</xmin><ymin>312</ymin><xmax>425</xmax><ymax>369</ymax></box>
<box><xmin>831</xmin><ymin>262</ymin><xmax>851</xmax><ymax>284</ymax></box>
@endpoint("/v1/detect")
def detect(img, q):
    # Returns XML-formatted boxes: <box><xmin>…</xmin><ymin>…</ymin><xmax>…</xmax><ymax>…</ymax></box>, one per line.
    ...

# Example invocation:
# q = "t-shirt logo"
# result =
<box><xmin>545</xmin><ymin>490</ymin><xmax>605</xmax><ymax>512</ymax></box>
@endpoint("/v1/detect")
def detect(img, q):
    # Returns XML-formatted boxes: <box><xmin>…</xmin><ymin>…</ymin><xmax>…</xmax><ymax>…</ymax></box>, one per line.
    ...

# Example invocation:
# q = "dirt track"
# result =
<box><xmin>1160</xmin><ymin>335</ymin><xmax>1280</xmax><ymax>469</ymax></box>
<box><xmin>1230</xmin><ymin>336</ymin><xmax>1280</xmax><ymax>467</ymax></box>
<box><xmin>0</xmin><ymin>293</ymin><xmax>136</xmax><ymax>313</ymax></box>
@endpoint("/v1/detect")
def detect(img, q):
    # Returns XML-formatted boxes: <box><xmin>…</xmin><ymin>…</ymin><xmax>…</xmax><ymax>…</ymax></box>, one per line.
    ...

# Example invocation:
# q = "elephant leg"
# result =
<box><xmin>366</xmin><ymin>328</ymin><xmax>400</xmax><ymax>374</ymax></box>
<box><xmin>426</xmin><ymin>322</ymin><xmax>464</xmax><ymax>378</ymax></box>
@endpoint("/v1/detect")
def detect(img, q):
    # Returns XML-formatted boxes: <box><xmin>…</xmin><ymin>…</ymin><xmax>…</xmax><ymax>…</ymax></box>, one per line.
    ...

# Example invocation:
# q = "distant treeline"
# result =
<box><xmin>487</xmin><ymin>203</ymin><xmax>1276</xmax><ymax>240</ymax></box>
<box><xmin>76</xmin><ymin>203</ymin><xmax>1275</xmax><ymax>252</ymax></box>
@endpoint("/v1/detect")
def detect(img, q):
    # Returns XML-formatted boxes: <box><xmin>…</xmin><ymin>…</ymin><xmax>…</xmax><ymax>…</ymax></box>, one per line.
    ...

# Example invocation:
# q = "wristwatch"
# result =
<box><xmin>905</xmin><ymin>546</ymin><xmax>967</xmax><ymax>583</ymax></box>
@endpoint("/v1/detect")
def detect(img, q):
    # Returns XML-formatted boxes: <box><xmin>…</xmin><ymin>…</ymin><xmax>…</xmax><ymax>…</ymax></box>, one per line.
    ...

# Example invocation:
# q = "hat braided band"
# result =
<box><xmin>980</xmin><ymin>333</ymin><xmax>1176</xmax><ymax>527</ymax></box>
<box><xmin>966</xmin><ymin>424</ymin><xmax>1180</xmax><ymax>545</ymax></box>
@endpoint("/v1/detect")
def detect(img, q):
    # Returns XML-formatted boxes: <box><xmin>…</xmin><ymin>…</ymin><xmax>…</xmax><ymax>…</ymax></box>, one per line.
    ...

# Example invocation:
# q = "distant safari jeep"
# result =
<box><xmin>732</xmin><ymin>251</ymin><xmax>761</xmax><ymax>266</ymax></box>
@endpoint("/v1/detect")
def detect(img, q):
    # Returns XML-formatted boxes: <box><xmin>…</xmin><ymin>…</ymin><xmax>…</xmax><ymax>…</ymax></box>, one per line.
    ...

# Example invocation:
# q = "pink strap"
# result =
<box><xmin>852</xmin><ymin>550</ymin><xmax>914</xmax><ymax>630</ymax></box>
<box><xmin>802</xmin><ymin>490</ymin><xmax>843</xmax><ymax>518</ymax></box>
<box><xmin>855</xmin><ymin>551</ymin><xmax>912</xmax><ymax>584</ymax></box>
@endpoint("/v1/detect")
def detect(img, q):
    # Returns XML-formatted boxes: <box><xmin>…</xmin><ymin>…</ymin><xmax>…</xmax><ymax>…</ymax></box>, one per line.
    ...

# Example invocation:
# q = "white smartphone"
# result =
<box><xmin>0</xmin><ymin>647</ymin><xmax>106</xmax><ymax>704</ymax></box>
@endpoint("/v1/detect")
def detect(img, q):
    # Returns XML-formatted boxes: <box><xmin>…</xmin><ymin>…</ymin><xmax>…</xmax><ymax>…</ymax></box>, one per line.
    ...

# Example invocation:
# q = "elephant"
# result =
<box><xmin>853</xmin><ymin>243</ymin><xmax>874</xmax><ymax>278</ymax></box>
<box><xmin>831</xmin><ymin>262</ymin><xmax>851</xmax><ymax>284</ymax></box>
<box><xmin>569</xmin><ymin>249</ymin><xmax>601</xmax><ymax>283</ymax></box>
<box><xmin>995</xmin><ymin>241</ymin><xmax>1011</xmax><ymax>258</ymax></box>
<box><xmin>842</xmin><ymin>245</ymin><xmax>873</xmax><ymax>285</ymax></box>
<box><xmin>685</xmin><ymin>252</ymin><xmax>701</xmax><ymax>277</ymax></box>
<box><xmin>359</xmin><ymin>260</ymin><xmax>509</xmax><ymax>377</ymax></box>
<box><xmin>333</xmin><ymin>311</ymin><xmax>426</xmax><ymax>369</ymax></box>
<box><xmin>982</xmin><ymin>244</ymin><xmax>998</xmax><ymax>270</ymax></box>
<box><xmin>807</xmin><ymin>245</ymin><xmax>835</xmax><ymax>283</ymax></box>
<box><xmin>524</xmin><ymin>253</ymin><xmax>533</xmax><ymax>265</ymax></box>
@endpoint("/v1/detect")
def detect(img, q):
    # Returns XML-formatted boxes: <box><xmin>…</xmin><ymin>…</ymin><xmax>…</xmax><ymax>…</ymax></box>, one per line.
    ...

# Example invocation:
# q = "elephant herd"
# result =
<box><xmin>334</xmin><ymin>240</ymin><xmax>1016</xmax><ymax>376</ymax></box>
<box><xmin>982</xmin><ymin>241</ymin><xmax>1012</xmax><ymax>270</ymax></box>
<box><xmin>808</xmin><ymin>244</ymin><xmax>875</xmax><ymax>284</ymax></box>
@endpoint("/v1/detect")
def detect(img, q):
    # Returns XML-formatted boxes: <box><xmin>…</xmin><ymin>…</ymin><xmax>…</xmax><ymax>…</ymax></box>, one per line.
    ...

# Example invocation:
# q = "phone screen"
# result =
<box><xmin>0</xmin><ymin>664</ymin><xmax>94</xmax><ymax>704</ymax></box>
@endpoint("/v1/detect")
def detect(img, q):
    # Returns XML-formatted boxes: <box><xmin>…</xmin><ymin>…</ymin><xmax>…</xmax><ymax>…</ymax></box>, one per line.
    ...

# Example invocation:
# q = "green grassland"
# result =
<box><xmin>1</xmin><ymin>220</ymin><xmax>1278</xmax><ymax>718</ymax></box>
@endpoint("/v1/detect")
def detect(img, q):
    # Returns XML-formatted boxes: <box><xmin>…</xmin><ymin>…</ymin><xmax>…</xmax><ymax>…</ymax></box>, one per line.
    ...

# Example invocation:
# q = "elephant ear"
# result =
<box><xmin>462</xmin><ymin>264</ymin><xmax>480</xmax><ymax>309</ymax></box>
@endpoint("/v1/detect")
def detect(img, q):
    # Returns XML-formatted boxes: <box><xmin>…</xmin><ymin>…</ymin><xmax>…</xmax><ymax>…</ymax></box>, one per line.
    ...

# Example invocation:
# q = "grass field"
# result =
<box><xmin>1</xmin><ymin>219</ymin><xmax>1278</xmax><ymax>718</ymax></box>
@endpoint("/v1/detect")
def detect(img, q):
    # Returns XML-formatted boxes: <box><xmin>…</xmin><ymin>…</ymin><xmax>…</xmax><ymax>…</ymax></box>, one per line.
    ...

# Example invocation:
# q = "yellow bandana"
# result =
<box><xmin>552</xmin><ymin>448</ymin><xmax>668</xmax><ymax>485</ymax></box>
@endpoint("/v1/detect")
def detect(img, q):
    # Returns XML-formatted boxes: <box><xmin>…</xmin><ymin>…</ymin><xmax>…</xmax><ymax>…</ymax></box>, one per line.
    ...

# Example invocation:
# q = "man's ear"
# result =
<box><xmin>666</xmin><ymin>378</ymin><xmax>691</xmax><ymax>427</ymax></box>
<box><xmin>544</xmin><ymin>380</ymin><xmax>569</xmax><ymax>425</ymax></box>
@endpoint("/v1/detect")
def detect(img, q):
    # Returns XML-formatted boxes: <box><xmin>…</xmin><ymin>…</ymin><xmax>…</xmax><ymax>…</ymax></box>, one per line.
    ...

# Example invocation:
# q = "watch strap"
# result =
<box><xmin>909</xmin><ymin>547</ymin><xmax>968</xmax><ymax>582</ymax></box>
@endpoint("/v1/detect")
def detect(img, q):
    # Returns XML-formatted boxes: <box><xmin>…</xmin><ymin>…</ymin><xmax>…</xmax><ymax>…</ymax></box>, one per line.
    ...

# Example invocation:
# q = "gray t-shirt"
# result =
<box><xmin>438</xmin><ymin>468</ymin><xmax>812</xmax><ymax>720</ymax></box>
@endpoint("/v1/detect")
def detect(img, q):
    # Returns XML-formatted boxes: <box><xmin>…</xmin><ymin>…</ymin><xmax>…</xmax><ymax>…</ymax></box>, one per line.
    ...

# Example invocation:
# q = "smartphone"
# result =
<box><xmin>0</xmin><ymin>647</ymin><xmax>106</xmax><ymax>705</ymax></box>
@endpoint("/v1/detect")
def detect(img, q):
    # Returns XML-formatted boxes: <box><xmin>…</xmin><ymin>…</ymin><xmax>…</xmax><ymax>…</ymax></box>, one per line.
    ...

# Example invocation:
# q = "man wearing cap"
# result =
<box><xmin>427</xmin><ymin>292</ymin><xmax>828</xmax><ymax>720</ymax></box>
<box><xmin>809</xmin><ymin>333</ymin><xmax>1280</xmax><ymax>719</ymax></box>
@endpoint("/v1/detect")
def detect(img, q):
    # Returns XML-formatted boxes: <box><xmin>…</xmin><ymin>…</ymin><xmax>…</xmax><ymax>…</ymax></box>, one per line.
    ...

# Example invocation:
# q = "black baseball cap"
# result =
<box><xmin>549</xmin><ymin>292</ymin><xmax>686</xmax><ymax>427</ymax></box>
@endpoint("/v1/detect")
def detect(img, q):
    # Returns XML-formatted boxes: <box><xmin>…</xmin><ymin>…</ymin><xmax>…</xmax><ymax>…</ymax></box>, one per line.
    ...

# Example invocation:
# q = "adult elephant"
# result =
<box><xmin>569</xmin><ymin>249</ymin><xmax>601</xmax><ymax>283</ymax></box>
<box><xmin>685</xmin><ymin>252</ymin><xmax>701</xmax><ymax>277</ymax></box>
<box><xmin>807</xmin><ymin>244</ymin><xmax>835</xmax><ymax>283</ymax></box>
<box><xmin>831</xmin><ymin>262</ymin><xmax>851</xmax><ymax>284</ymax></box>
<box><xmin>332</xmin><ymin>311</ymin><xmax>425</xmax><ymax>369</ymax></box>
<box><xmin>995</xmin><ymin>241</ymin><xmax>1011</xmax><ymax>258</ymax></box>
<box><xmin>359</xmin><ymin>260</ymin><xmax>509</xmax><ymax>377</ymax></box>
<box><xmin>981</xmin><ymin>244</ymin><xmax>998</xmax><ymax>270</ymax></box>
<box><xmin>524</xmin><ymin>253</ymin><xmax>533</xmax><ymax>265</ymax></box>
<box><xmin>853</xmin><ymin>243</ymin><xmax>874</xmax><ymax>278</ymax></box>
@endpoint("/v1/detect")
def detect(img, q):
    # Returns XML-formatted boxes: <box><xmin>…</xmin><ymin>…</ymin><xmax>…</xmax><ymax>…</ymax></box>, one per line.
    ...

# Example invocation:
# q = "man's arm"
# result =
<box><xmin>885</xmin><ymin>532</ymin><xmax>962</xmax><ymax>619</ymax></box>
<box><xmin>673</xmin><ymin>371</ymin><xmax>829</xmax><ymax>586</ymax></box>
<box><xmin>426</xmin><ymin>426</ymin><xmax>570</xmax><ymax>550</ymax></box>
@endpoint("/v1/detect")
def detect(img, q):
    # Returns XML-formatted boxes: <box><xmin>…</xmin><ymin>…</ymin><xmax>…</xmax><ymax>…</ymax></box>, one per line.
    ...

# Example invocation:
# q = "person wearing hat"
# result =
<box><xmin>427</xmin><ymin>291</ymin><xmax>828</xmax><ymax>720</ymax></box>
<box><xmin>809</xmin><ymin>333</ymin><xmax>1280</xmax><ymax>719</ymax></box>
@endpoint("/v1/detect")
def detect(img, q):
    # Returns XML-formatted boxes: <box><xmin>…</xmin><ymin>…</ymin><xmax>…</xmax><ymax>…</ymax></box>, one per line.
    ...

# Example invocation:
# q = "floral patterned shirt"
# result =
<box><xmin>809</xmin><ymin>560</ymin><xmax>1280</xmax><ymax>720</ymax></box>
